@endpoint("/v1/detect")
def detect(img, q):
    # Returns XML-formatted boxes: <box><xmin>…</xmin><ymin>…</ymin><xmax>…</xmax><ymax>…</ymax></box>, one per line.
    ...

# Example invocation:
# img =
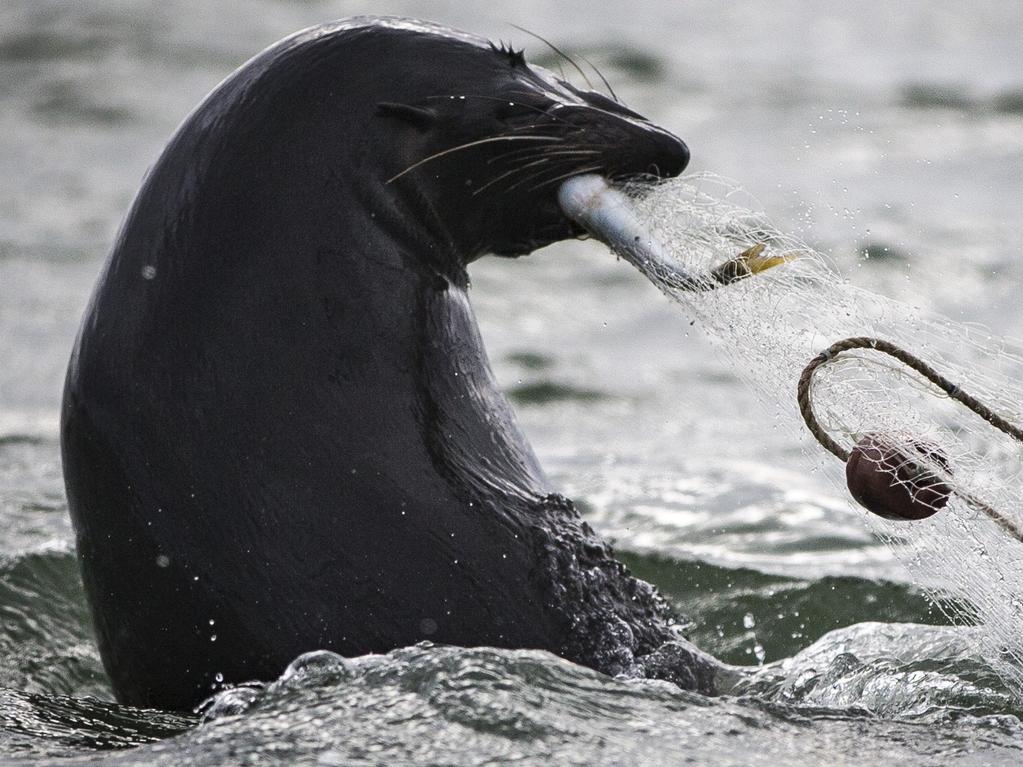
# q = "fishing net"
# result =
<box><xmin>621</xmin><ymin>173</ymin><xmax>1023</xmax><ymax>695</ymax></box>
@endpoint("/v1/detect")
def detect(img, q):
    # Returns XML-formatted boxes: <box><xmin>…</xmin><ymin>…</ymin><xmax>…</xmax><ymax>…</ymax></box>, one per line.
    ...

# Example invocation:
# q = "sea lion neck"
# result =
<box><xmin>84</xmin><ymin>96</ymin><xmax>546</xmax><ymax>499</ymax></box>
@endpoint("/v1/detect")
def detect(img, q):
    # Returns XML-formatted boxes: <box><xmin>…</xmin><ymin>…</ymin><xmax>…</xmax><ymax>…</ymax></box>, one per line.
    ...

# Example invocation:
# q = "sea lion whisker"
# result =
<box><xmin>567</xmin><ymin>101</ymin><xmax>652</xmax><ymax>128</ymax></box>
<box><xmin>577</xmin><ymin>53</ymin><xmax>620</xmax><ymax>103</ymax></box>
<box><xmin>501</xmin><ymin>122</ymin><xmax>565</xmax><ymax>136</ymax></box>
<box><xmin>485</xmin><ymin>148</ymin><xmax>542</xmax><ymax>166</ymax></box>
<box><xmin>496</xmin><ymin>147</ymin><xmax>602</xmax><ymax>163</ymax></box>
<box><xmin>483</xmin><ymin>147</ymin><xmax>555</xmax><ymax>169</ymax></box>
<box><xmin>504</xmin><ymin>89</ymin><xmax>583</xmax><ymax>107</ymax></box>
<box><xmin>527</xmin><ymin>165</ymin><xmax>604</xmax><ymax>192</ymax></box>
<box><xmin>529</xmin><ymin>149</ymin><xmax>604</xmax><ymax>163</ymax></box>
<box><xmin>506</xmin><ymin>89</ymin><xmax>553</xmax><ymax>101</ymax></box>
<box><xmin>484</xmin><ymin>144</ymin><xmax>598</xmax><ymax>166</ymax></box>
<box><xmin>509</xmin><ymin>24</ymin><xmax>594</xmax><ymax>90</ymax></box>
<box><xmin>472</xmin><ymin>151</ymin><xmax>599</xmax><ymax>196</ymax></box>
<box><xmin>515</xmin><ymin>151</ymin><xmax>601</xmax><ymax>165</ymax></box>
<box><xmin>386</xmin><ymin>135</ymin><xmax>565</xmax><ymax>184</ymax></box>
<box><xmin>504</xmin><ymin>158</ymin><xmax>587</xmax><ymax>192</ymax></box>
<box><xmin>472</xmin><ymin>157</ymin><xmax>555</xmax><ymax>196</ymax></box>
<box><xmin>487</xmin><ymin>141</ymin><xmax>574</xmax><ymax>156</ymax></box>
<box><xmin>486</xmin><ymin>148</ymin><xmax>547</xmax><ymax>165</ymax></box>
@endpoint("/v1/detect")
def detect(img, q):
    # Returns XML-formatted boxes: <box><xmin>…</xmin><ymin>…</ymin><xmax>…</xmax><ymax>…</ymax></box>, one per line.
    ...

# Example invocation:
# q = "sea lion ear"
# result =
<box><xmin>376</xmin><ymin>102</ymin><xmax>437</xmax><ymax>131</ymax></box>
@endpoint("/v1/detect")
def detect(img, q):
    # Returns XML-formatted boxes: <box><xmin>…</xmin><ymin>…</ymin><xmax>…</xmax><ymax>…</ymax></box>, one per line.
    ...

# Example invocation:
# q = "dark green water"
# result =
<box><xmin>3</xmin><ymin>1</ymin><xmax>1023</xmax><ymax>763</ymax></box>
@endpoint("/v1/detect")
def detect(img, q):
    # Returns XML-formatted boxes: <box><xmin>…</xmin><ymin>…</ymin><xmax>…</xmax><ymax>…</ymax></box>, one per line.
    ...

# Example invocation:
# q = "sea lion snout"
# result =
<box><xmin>550</xmin><ymin>99</ymin><xmax>690</xmax><ymax>182</ymax></box>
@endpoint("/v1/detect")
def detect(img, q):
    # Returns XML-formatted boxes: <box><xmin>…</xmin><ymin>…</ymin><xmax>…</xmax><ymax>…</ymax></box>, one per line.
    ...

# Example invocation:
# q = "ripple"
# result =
<box><xmin>0</xmin><ymin>549</ymin><xmax>107</xmax><ymax>699</ymax></box>
<box><xmin>743</xmin><ymin>622</ymin><xmax>1019</xmax><ymax>719</ymax></box>
<box><xmin>0</xmin><ymin>689</ymin><xmax>192</xmax><ymax>759</ymax></box>
<box><xmin>621</xmin><ymin>552</ymin><xmax>953</xmax><ymax>665</ymax></box>
<box><xmin>85</xmin><ymin>643</ymin><xmax>1023</xmax><ymax>766</ymax></box>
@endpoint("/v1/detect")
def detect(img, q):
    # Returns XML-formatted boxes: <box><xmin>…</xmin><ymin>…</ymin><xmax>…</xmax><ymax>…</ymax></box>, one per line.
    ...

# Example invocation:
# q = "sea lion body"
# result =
<box><xmin>61</xmin><ymin>17</ymin><xmax>703</xmax><ymax>710</ymax></box>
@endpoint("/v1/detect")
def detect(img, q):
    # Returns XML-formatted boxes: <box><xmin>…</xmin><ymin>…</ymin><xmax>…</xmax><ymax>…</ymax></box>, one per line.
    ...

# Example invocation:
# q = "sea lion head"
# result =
<box><xmin>369</xmin><ymin>19</ymin><xmax>690</xmax><ymax>260</ymax></box>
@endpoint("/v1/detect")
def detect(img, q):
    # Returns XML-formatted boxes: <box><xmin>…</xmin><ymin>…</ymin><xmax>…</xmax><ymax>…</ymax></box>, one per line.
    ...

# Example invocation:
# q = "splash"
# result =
<box><xmin>561</xmin><ymin>173</ymin><xmax>1023</xmax><ymax>698</ymax></box>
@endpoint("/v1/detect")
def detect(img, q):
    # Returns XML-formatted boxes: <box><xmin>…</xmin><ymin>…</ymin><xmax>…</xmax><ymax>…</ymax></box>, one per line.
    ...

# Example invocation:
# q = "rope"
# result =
<box><xmin>797</xmin><ymin>336</ymin><xmax>1023</xmax><ymax>543</ymax></box>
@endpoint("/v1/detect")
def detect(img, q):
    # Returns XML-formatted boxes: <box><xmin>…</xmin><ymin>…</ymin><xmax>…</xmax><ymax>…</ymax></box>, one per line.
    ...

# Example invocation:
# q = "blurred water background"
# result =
<box><xmin>2</xmin><ymin>1</ymin><xmax>1023</xmax><ymax>763</ymax></box>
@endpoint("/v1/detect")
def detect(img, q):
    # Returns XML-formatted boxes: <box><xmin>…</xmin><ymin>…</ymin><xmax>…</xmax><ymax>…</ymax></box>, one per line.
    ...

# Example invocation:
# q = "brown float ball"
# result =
<box><xmin>845</xmin><ymin>433</ymin><xmax>953</xmax><ymax>520</ymax></box>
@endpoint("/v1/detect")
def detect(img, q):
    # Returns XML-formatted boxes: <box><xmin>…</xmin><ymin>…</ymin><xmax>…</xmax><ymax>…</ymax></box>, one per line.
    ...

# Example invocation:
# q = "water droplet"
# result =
<box><xmin>743</xmin><ymin>613</ymin><xmax>756</xmax><ymax>629</ymax></box>
<box><xmin>754</xmin><ymin>643</ymin><xmax>766</xmax><ymax>664</ymax></box>
<box><xmin>419</xmin><ymin>618</ymin><xmax>438</xmax><ymax>635</ymax></box>
<box><xmin>141</xmin><ymin>265</ymin><xmax>157</xmax><ymax>280</ymax></box>
<box><xmin>155</xmin><ymin>555</ymin><xmax>170</xmax><ymax>568</ymax></box>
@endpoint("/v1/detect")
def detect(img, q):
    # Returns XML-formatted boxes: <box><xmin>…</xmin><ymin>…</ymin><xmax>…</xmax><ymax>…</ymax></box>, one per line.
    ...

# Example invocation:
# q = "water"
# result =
<box><xmin>3</xmin><ymin>1</ymin><xmax>1023</xmax><ymax>763</ymax></box>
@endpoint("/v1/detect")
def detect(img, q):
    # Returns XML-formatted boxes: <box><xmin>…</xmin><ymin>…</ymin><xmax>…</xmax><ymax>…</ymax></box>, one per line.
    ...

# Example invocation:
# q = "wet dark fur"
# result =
<box><xmin>61</xmin><ymin>17</ymin><xmax>710</xmax><ymax>711</ymax></box>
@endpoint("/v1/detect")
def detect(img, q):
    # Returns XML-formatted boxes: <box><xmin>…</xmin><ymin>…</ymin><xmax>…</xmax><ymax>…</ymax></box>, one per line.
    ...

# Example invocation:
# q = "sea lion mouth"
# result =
<box><xmin>487</xmin><ymin>88</ymin><xmax>690</xmax><ymax>256</ymax></box>
<box><xmin>482</xmin><ymin>124</ymin><xmax>688</xmax><ymax>258</ymax></box>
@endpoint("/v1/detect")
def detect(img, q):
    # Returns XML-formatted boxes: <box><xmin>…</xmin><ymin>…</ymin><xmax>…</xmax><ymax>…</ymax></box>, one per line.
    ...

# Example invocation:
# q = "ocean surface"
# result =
<box><xmin>3</xmin><ymin>1</ymin><xmax>1023</xmax><ymax>763</ymax></box>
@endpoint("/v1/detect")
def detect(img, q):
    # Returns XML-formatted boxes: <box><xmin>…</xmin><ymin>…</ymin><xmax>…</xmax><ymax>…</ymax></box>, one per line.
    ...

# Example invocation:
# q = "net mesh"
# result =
<box><xmin>624</xmin><ymin>173</ymin><xmax>1023</xmax><ymax>695</ymax></box>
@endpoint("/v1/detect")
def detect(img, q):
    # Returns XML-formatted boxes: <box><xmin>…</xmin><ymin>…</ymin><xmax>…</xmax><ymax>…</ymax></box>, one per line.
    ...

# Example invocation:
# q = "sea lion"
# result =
<box><xmin>61</xmin><ymin>16</ymin><xmax>714</xmax><ymax>711</ymax></box>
